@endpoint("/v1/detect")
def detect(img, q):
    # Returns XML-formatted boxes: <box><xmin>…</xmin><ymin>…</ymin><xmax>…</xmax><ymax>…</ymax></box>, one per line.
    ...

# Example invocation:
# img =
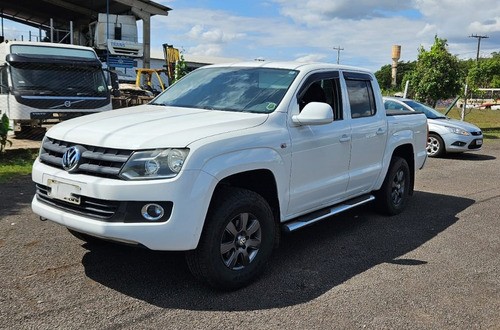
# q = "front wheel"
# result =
<box><xmin>376</xmin><ymin>157</ymin><xmax>411</xmax><ymax>215</ymax></box>
<box><xmin>186</xmin><ymin>187</ymin><xmax>275</xmax><ymax>290</ymax></box>
<box><xmin>427</xmin><ymin>133</ymin><xmax>445</xmax><ymax>157</ymax></box>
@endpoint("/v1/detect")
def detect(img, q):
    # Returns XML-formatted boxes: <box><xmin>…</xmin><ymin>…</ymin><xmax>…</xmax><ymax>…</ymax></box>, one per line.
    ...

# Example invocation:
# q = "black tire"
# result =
<box><xmin>427</xmin><ymin>133</ymin><xmax>445</xmax><ymax>157</ymax></box>
<box><xmin>67</xmin><ymin>229</ymin><xmax>103</xmax><ymax>245</ymax></box>
<box><xmin>376</xmin><ymin>156</ymin><xmax>411</xmax><ymax>216</ymax></box>
<box><xmin>185</xmin><ymin>187</ymin><xmax>275</xmax><ymax>290</ymax></box>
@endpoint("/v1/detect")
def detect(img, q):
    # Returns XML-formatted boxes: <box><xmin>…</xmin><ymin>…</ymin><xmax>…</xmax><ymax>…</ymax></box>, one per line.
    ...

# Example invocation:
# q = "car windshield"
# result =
<box><xmin>151</xmin><ymin>67</ymin><xmax>299</xmax><ymax>113</ymax></box>
<box><xmin>403</xmin><ymin>100</ymin><xmax>447</xmax><ymax>119</ymax></box>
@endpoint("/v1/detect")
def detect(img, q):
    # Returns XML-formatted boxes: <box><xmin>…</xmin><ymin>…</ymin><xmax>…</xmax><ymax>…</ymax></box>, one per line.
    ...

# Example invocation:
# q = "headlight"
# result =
<box><xmin>119</xmin><ymin>148</ymin><xmax>189</xmax><ymax>180</ymax></box>
<box><xmin>446</xmin><ymin>126</ymin><xmax>470</xmax><ymax>136</ymax></box>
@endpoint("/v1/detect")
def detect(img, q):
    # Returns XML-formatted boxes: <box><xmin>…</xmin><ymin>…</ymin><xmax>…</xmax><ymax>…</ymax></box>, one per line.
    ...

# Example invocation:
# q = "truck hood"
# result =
<box><xmin>46</xmin><ymin>105</ymin><xmax>269</xmax><ymax>149</ymax></box>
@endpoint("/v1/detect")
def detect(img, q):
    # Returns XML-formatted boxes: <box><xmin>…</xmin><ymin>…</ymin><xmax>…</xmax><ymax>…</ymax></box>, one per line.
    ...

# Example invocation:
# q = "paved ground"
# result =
<box><xmin>1</xmin><ymin>141</ymin><xmax>499</xmax><ymax>329</ymax></box>
<box><xmin>5</xmin><ymin>134</ymin><xmax>44</xmax><ymax>151</ymax></box>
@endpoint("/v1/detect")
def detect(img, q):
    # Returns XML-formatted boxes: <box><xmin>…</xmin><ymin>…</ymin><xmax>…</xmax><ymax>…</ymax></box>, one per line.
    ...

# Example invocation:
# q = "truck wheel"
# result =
<box><xmin>427</xmin><ymin>133</ymin><xmax>445</xmax><ymax>157</ymax></box>
<box><xmin>376</xmin><ymin>156</ymin><xmax>410</xmax><ymax>216</ymax></box>
<box><xmin>186</xmin><ymin>187</ymin><xmax>275</xmax><ymax>290</ymax></box>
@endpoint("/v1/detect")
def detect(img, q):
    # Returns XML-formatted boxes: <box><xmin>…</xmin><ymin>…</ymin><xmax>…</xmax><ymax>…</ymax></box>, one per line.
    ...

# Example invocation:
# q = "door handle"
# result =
<box><xmin>376</xmin><ymin>128</ymin><xmax>386</xmax><ymax>135</ymax></box>
<box><xmin>339</xmin><ymin>135</ymin><xmax>351</xmax><ymax>142</ymax></box>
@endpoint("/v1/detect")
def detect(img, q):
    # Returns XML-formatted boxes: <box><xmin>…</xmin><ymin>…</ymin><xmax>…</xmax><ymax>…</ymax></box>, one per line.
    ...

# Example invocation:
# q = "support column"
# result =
<box><xmin>132</xmin><ymin>8</ymin><xmax>151</xmax><ymax>69</ymax></box>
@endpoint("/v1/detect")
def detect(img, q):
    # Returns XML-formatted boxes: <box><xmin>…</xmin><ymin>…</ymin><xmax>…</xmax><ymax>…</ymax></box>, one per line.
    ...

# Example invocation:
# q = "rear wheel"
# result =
<box><xmin>186</xmin><ymin>187</ymin><xmax>275</xmax><ymax>290</ymax></box>
<box><xmin>376</xmin><ymin>156</ymin><xmax>410</xmax><ymax>215</ymax></box>
<box><xmin>427</xmin><ymin>133</ymin><xmax>445</xmax><ymax>157</ymax></box>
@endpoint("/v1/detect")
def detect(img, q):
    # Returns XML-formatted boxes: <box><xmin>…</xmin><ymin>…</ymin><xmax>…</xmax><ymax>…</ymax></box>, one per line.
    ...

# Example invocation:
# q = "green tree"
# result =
<box><xmin>467</xmin><ymin>52</ymin><xmax>500</xmax><ymax>89</ymax></box>
<box><xmin>375</xmin><ymin>61</ymin><xmax>416</xmax><ymax>93</ymax></box>
<box><xmin>406</xmin><ymin>36</ymin><xmax>463</xmax><ymax>106</ymax></box>
<box><xmin>0</xmin><ymin>114</ymin><xmax>12</xmax><ymax>153</ymax></box>
<box><xmin>173</xmin><ymin>52</ymin><xmax>189</xmax><ymax>83</ymax></box>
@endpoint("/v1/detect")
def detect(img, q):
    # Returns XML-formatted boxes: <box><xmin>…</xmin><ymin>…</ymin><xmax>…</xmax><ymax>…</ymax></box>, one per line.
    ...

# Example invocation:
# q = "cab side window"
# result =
<box><xmin>299</xmin><ymin>76</ymin><xmax>343</xmax><ymax>120</ymax></box>
<box><xmin>345</xmin><ymin>75</ymin><xmax>376</xmax><ymax>119</ymax></box>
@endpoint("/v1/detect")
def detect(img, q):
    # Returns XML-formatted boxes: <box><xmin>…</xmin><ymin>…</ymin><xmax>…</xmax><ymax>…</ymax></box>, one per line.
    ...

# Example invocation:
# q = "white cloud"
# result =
<box><xmin>294</xmin><ymin>53</ymin><xmax>328</xmax><ymax>62</ymax></box>
<box><xmin>148</xmin><ymin>0</ymin><xmax>500</xmax><ymax>71</ymax></box>
<box><xmin>469</xmin><ymin>17</ymin><xmax>500</xmax><ymax>33</ymax></box>
<box><xmin>187</xmin><ymin>44</ymin><xmax>223</xmax><ymax>57</ymax></box>
<box><xmin>273</xmin><ymin>0</ymin><xmax>414</xmax><ymax>24</ymax></box>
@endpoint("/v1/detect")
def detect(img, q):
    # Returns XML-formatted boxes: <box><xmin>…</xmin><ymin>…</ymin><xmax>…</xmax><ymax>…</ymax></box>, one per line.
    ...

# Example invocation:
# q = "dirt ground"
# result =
<box><xmin>6</xmin><ymin>135</ymin><xmax>44</xmax><ymax>150</ymax></box>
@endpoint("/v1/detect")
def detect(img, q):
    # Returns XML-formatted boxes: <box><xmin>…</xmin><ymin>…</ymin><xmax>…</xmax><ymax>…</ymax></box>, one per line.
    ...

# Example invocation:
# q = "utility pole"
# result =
<box><xmin>469</xmin><ymin>34</ymin><xmax>489</xmax><ymax>62</ymax></box>
<box><xmin>333</xmin><ymin>46</ymin><xmax>344</xmax><ymax>64</ymax></box>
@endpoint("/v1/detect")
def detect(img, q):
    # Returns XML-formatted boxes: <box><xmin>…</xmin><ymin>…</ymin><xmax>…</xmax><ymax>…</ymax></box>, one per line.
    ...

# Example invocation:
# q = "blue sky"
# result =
<box><xmin>2</xmin><ymin>0</ymin><xmax>499</xmax><ymax>71</ymax></box>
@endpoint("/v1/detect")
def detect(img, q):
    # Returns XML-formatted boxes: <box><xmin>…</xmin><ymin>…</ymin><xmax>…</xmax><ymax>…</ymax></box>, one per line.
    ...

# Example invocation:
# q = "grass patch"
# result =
<box><xmin>0</xmin><ymin>149</ymin><xmax>38</xmax><ymax>183</ymax></box>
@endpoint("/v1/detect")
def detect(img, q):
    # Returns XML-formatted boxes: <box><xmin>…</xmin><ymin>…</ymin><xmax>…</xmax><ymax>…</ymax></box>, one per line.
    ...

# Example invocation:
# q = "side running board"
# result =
<box><xmin>282</xmin><ymin>194</ymin><xmax>375</xmax><ymax>232</ymax></box>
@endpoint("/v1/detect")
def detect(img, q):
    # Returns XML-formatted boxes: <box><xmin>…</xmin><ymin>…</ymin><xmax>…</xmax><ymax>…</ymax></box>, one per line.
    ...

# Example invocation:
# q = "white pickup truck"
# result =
<box><xmin>32</xmin><ymin>62</ymin><xmax>428</xmax><ymax>289</ymax></box>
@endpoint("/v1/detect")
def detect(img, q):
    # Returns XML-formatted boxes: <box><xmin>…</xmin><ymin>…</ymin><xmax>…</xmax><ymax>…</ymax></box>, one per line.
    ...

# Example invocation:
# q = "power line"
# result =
<box><xmin>469</xmin><ymin>34</ymin><xmax>489</xmax><ymax>62</ymax></box>
<box><xmin>333</xmin><ymin>46</ymin><xmax>344</xmax><ymax>64</ymax></box>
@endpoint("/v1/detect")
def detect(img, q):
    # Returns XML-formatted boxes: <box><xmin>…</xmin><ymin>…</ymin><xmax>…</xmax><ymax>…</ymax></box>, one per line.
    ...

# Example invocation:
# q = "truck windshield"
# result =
<box><xmin>10</xmin><ymin>62</ymin><xmax>108</xmax><ymax>97</ymax></box>
<box><xmin>152</xmin><ymin>67</ymin><xmax>298</xmax><ymax>113</ymax></box>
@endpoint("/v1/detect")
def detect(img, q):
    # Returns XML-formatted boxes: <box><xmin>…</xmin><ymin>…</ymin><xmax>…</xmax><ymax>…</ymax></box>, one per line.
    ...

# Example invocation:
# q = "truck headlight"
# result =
<box><xmin>446</xmin><ymin>127</ymin><xmax>470</xmax><ymax>136</ymax></box>
<box><xmin>119</xmin><ymin>148</ymin><xmax>189</xmax><ymax>180</ymax></box>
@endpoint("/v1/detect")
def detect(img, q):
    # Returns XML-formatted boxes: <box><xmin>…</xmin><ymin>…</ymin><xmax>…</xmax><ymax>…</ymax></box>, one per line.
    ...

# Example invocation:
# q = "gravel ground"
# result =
<box><xmin>1</xmin><ymin>141</ymin><xmax>499</xmax><ymax>329</ymax></box>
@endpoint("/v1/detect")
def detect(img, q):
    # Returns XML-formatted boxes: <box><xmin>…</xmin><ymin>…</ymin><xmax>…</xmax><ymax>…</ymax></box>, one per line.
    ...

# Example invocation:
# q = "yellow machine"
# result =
<box><xmin>135</xmin><ymin>68</ymin><xmax>169</xmax><ymax>95</ymax></box>
<box><xmin>163</xmin><ymin>44</ymin><xmax>181</xmax><ymax>82</ymax></box>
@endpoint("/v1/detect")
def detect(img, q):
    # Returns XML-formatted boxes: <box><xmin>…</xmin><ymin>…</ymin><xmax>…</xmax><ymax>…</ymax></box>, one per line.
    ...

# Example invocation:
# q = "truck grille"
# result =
<box><xmin>39</xmin><ymin>137</ymin><xmax>133</xmax><ymax>179</ymax></box>
<box><xmin>36</xmin><ymin>184</ymin><xmax>173</xmax><ymax>223</ymax></box>
<box><xmin>36</xmin><ymin>184</ymin><xmax>119</xmax><ymax>219</ymax></box>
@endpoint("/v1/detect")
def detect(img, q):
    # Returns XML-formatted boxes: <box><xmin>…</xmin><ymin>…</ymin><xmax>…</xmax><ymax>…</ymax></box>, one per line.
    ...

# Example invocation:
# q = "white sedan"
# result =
<box><xmin>384</xmin><ymin>97</ymin><xmax>483</xmax><ymax>157</ymax></box>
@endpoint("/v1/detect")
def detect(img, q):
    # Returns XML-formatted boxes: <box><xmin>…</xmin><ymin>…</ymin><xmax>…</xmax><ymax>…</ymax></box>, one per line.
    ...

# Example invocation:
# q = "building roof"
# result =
<box><xmin>0</xmin><ymin>0</ymin><xmax>171</xmax><ymax>31</ymax></box>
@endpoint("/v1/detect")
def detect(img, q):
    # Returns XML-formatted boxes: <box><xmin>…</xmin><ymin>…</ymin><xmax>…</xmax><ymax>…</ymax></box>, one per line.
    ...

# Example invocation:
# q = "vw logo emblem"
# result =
<box><xmin>62</xmin><ymin>146</ymin><xmax>82</xmax><ymax>172</ymax></box>
<box><xmin>64</xmin><ymin>101</ymin><xmax>71</xmax><ymax>108</ymax></box>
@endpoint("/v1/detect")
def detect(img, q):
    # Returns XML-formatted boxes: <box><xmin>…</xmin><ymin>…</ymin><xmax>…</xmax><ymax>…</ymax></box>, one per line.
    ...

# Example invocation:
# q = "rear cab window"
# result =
<box><xmin>344</xmin><ymin>72</ymin><xmax>376</xmax><ymax>119</ymax></box>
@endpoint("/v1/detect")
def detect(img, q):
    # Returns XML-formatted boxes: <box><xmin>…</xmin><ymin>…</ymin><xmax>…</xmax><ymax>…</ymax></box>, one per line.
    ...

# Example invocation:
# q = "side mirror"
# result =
<box><xmin>108</xmin><ymin>71</ymin><xmax>120</xmax><ymax>92</ymax></box>
<box><xmin>104</xmin><ymin>69</ymin><xmax>120</xmax><ymax>95</ymax></box>
<box><xmin>292</xmin><ymin>102</ymin><xmax>333</xmax><ymax>126</ymax></box>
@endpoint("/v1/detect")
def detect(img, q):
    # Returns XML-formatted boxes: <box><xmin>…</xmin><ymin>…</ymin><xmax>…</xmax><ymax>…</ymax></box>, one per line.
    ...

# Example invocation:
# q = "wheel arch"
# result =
<box><xmin>207</xmin><ymin>169</ymin><xmax>282</xmax><ymax>247</ymax></box>
<box><xmin>391</xmin><ymin>144</ymin><xmax>415</xmax><ymax>195</ymax></box>
<box><xmin>375</xmin><ymin>143</ymin><xmax>415</xmax><ymax>195</ymax></box>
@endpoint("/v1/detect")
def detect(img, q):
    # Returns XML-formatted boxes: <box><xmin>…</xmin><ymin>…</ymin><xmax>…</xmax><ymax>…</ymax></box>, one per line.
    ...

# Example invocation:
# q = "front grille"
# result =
<box><xmin>36</xmin><ymin>184</ymin><xmax>119</xmax><ymax>219</ymax></box>
<box><xmin>39</xmin><ymin>137</ymin><xmax>133</xmax><ymax>179</ymax></box>
<box><xmin>468</xmin><ymin>139</ymin><xmax>483</xmax><ymax>150</ymax></box>
<box><xmin>471</xmin><ymin>131</ymin><xmax>482</xmax><ymax>136</ymax></box>
<box><xmin>36</xmin><ymin>184</ymin><xmax>173</xmax><ymax>223</ymax></box>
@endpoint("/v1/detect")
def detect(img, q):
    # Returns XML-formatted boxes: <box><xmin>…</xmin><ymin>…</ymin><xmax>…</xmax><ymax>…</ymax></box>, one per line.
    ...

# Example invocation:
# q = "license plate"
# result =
<box><xmin>47</xmin><ymin>179</ymin><xmax>81</xmax><ymax>205</ymax></box>
<box><xmin>476</xmin><ymin>139</ymin><xmax>483</xmax><ymax>146</ymax></box>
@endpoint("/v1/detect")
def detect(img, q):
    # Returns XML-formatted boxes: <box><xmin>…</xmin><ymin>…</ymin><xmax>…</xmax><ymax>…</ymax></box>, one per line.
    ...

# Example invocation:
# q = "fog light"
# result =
<box><xmin>141</xmin><ymin>203</ymin><xmax>165</xmax><ymax>221</ymax></box>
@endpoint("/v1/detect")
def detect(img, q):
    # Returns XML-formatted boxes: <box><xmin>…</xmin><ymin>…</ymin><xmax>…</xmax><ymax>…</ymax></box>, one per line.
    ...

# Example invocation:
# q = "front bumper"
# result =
<box><xmin>31</xmin><ymin>158</ymin><xmax>217</xmax><ymax>250</ymax></box>
<box><xmin>443</xmin><ymin>134</ymin><xmax>483</xmax><ymax>153</ymax></box>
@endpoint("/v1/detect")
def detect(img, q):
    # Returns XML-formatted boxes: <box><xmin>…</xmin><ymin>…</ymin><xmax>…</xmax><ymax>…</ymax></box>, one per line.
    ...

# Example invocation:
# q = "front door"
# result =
<box><xmin>287</xmin><ymin>72</ymin><xmax>351</xmax><ymax>216</ymax></box>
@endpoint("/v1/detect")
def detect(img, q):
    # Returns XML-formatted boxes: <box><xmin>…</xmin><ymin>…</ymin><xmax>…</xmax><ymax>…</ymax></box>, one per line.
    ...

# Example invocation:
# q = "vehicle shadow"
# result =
<box><xmin>442</xmin><ymin>153</ymin><xmax>496</xmax><ymax>161</ymax></box>
<box><xmin>81</xmin><ymin>191</ymin><xmax>474</xmax><ymax>311</ymax></box>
